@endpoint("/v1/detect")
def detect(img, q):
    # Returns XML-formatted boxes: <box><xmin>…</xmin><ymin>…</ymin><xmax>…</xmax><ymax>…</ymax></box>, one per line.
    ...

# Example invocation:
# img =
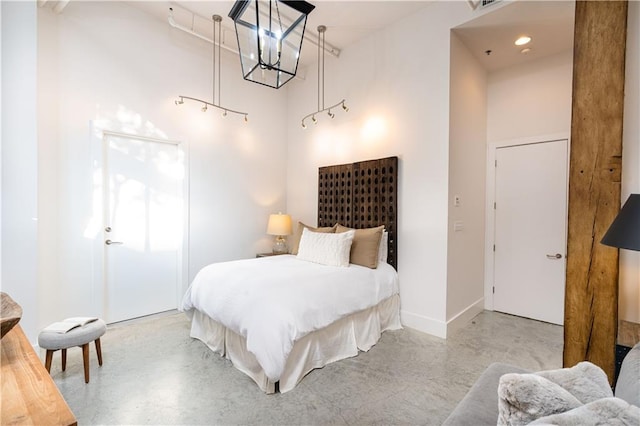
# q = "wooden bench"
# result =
<box><xmin>1</xmin><ymin>325</ymin><xmax>77</xmax><ymax>426</ymax></box>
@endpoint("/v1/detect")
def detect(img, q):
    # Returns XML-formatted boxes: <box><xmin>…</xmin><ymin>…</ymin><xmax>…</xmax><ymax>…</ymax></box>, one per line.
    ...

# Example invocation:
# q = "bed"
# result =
<box><xmin>181</xmin><ymin>157</ymin><xmax>399</xmax><ymax>393</ymax></box>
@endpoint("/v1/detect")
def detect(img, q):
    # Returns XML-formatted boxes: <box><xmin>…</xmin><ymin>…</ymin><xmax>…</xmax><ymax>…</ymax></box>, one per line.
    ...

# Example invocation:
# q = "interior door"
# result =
<box><xmin>493</xmin><ymin>139</ymin><xmax>568</xmax><ymax>325</ymax></box>
<box><xmin>103</xmin><ymin>133</ymin><xmax>184</xmax><ymax>323</ymax></box>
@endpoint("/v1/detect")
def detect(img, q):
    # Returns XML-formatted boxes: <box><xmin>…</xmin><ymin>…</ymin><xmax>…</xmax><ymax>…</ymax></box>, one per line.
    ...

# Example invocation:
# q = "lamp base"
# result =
<box><xmin>272</xmin><ymin>236</ymin><xmax>288</xmax><ymax>254</ymax></box>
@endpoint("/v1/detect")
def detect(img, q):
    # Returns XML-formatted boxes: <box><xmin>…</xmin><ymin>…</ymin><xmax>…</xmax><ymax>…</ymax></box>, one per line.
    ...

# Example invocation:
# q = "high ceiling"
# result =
<box><xmin>454</xmin><ymin>1</ymin><xmax>575</xmax><ymax>72</ymax></box>
<box><xmin>129</xmin><ymin>1</ymin><xmax>432</xmax><ymax>75</ymax></box>
<box><xmin>124</xmin><ymin>1</ymin><xmax>575</xmax><ymax>74</ymax></box>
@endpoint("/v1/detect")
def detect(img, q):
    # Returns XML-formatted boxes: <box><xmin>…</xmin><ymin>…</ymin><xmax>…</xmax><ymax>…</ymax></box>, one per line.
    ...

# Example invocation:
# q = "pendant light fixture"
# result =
<box><xmin>301</xmin><ymin>25</ymin><xmax>348</xmax><ymax>129</ymax></box>
<box><xmin>175</xmin><ymin>14</ymin><xmax>248</xmax><ymax>122</ymax></box>
<box><xmin>229</xmin><ymin>0</ymin><xmax>315</xmax><ymax>89</ymax></box>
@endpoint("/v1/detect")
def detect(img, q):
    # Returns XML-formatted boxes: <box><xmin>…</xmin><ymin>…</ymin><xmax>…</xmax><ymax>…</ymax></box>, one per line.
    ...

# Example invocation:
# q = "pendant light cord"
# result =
<box><xmin>217</xmin><ymin>16</ymin><xmax>222</xmax><ymax>106</ymax></box>
<box><xmin>317</xmin><ymin>27</ymin><xmax>321</xmax><ymax>111</ymax></box>
<box><xmin>212</xmin><ymin>16</ymin><xmax>216</xmax><ymax>105</ymax></box>
<box><xmin>321</xmin><ymin>27</ymin><xmax>325</xmax><ymax>110</ymax></box>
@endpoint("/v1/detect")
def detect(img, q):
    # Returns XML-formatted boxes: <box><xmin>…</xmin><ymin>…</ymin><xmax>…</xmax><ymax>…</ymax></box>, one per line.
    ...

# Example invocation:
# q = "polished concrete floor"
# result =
<box><xmin>50</xmin><ymin>310</ymin><xmax>562</xmax><ymax>425</ymax></box>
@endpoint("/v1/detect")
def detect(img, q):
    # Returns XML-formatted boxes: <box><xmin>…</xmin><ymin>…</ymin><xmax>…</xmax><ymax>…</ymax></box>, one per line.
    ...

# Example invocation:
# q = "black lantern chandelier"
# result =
<box><xmin>229</xmin><ymin>0</ymin><xmax>315</xmax><ymax>89</ymax></box>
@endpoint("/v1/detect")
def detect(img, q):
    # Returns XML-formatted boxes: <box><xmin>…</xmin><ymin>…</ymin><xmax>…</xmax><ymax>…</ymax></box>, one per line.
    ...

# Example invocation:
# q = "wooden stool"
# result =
<box><xmin>38</xmin><ymin>319</ymin><xmax>106</xmax><ymax>383</ymax></box>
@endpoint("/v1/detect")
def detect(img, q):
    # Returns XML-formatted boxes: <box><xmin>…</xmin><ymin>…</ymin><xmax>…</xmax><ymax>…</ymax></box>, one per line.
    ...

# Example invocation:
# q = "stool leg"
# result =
<box><xmin>82</xmin><ymin>343</ymin><xmax>90</xmax><ymax>383</ymax></box>
<box><xmin>45</xmin><ymin>350</ymin><xmax>54</xmax><ymax>372</ymax></box>
<box><xmin>61</xmin><ymin>349</ymin><xmax>67</xmax><ymax>371</ymax></box>
<box><xmin>95</xmin><ymin>338</ymin><xmax>103</xmax><ymax>366</ymax></box>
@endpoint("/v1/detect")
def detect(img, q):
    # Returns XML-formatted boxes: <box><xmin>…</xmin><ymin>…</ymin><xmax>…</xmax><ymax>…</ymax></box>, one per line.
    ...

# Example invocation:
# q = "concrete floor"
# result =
<box><xmin>50</xmin><ymin>310</ymin><xmax>562</xmax><ymax>425</ymax></box>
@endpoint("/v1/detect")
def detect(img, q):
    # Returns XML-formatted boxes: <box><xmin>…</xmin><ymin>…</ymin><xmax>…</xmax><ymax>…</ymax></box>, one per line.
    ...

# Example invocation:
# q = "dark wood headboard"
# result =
<box><xmin>317</xmin><ymin>157</ymin><xmax>398</xmax><ymax>270</ymax></box>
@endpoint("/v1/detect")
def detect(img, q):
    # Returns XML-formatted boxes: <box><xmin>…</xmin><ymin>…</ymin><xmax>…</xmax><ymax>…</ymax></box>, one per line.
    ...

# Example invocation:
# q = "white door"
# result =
<box><xmin>493</xmin><ymin>139</ymin><xmax>568</xmax><ymax>325</ymax></box>
<box><xmin>103</xmin><ymin>133</ymin><xmax>184</xmax><ymax>323</ymax></box>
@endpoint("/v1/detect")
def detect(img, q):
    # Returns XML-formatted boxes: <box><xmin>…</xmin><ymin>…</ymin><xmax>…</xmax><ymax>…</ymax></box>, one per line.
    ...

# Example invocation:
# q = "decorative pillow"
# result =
<box><xmin>535</xmin><ymin>362</ymin><xmax>612</xmax><ymax>404</ymax></box>
<box><xmin>497</xmin><ymin>362</ymin><xmax>614</xmax><ymax>426</ymax></box>
<box><xmin>378</xmin><ymin>231</ymin><xmax>388</xmax><ymax>264</ymax></box>
<box><xmin>296</xmin><ymin>228</ymin><xmax>355</xmax><ymax>267</ymax></box>
<box><xmin>289</xmin><ymin>222</ymin><xmax>337</xmax><ymax>255</ymax></box>
<box><xmin>529</xmin><ymin>397</ymin><xmax>640</xmax><ymax>425</ymax></box>
<box><xmin>335</xmin><ymin>225</ymin><xmax>385</xmax><ymax>269</ymax></box>
<box><xmin>497</xmin><ymin>373</ymin><xmax>582</xmax><ymax>425</ymax></box>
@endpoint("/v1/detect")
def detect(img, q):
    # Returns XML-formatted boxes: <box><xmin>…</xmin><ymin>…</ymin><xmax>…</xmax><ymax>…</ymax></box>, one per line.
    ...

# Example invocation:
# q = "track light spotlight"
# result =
<box><xmin>301</xmin><ymin>121</ymin><xmax>307</xmax><ymax>129</ymax></box>
<box><xmin>342</xmin><ymin>103</ymin><xmax>349</xmax><ymax>112</ymax></box>
<box><xmin>222</xmin><ymin>110</ymin><xmax>228</xmax><ymax>117</ymax></box>
<box><xmin>175</xmin><ymin>98</ymin><xmax>184</xmax><ymax>105</ymax></box>
<box><xmin>202</xmin><ymin>105</ymin><xmax>208</xmax><ymax>112</ymax></box>
<box><xmin>328</xmin><ymin>110</ymin><xmax>335</xmax><ymax>119</ymax></box>
<box><xmin>312</xmin><ymin>116</ymin><xmax>317</xmax><ymax>124</ymax></box>
<box><xmin>244</xmin><ymin>115</ymin><xmax>248</xmax><ymax>123</ymax></box>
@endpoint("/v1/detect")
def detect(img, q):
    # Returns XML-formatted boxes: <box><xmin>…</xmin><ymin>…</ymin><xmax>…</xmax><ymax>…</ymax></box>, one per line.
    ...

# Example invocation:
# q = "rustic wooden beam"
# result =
<box><xmin>564</xmin><ymin>0</ymin><xmax>628</xmax><ymax>383</ymax></box>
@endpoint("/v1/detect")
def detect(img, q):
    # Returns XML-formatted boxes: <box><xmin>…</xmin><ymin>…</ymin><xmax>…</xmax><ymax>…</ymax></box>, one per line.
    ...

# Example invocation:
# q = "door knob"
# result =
<box><xmin>546</xmin><ymin>253</ymin><xmax>562</xmax><ymax>259</ymax></box>
<box><xmin>105</xmin><ymin>239</ymin><xmax>123</xmax><ymax>245</ymax></box>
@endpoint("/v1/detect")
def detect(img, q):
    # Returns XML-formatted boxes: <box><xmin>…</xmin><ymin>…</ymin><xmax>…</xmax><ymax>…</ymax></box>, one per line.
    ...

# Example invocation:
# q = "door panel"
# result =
<box><xmin>104</xmin><ymin>135</ymin><xmax>183</xmax><ymax>323</ymax></box>
<box><xmin>493</xmin><ymin>140</ymin><xmax>568</xmax><ymax>325</ymax></box>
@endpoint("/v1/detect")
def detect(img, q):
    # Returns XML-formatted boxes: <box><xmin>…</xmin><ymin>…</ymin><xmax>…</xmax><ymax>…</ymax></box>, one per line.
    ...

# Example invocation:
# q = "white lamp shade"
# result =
<box><xmin>267</xmin><ymin>213</ymin><xmax>292</xmax><ymax>236</ymax></box>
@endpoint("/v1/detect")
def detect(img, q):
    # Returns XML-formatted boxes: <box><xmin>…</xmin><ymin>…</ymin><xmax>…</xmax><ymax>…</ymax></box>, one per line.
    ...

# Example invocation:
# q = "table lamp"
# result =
<box><xmin>267</xmin><ymin>213</ymin><xmax>292</xmax><ymax>254</ymax></box>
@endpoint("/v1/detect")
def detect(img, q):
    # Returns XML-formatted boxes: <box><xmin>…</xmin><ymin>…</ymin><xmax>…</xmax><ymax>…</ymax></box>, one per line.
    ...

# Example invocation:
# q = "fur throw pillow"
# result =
<box><xmin>535</xmin><ymin>362</ymin><xmax>613</xmax><ymax>404</ymax></box>
<box><xmin>497</xmin><ymin>362</ymin><xmax>614</xmax><ymax>426</ymax></box>
<box><xmin>498</xmin><ymin>374</ymin><xmax>582</xmax><ymax>425</ymax></box>
<box><xmin>529</xmin><ymin>397</ymin><xmax>640</xmax><ymax>425</ymax></box>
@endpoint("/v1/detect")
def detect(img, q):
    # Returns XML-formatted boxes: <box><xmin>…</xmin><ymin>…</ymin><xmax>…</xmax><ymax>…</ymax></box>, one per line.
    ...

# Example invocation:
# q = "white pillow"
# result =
<box><xmin>297</xmin><ymin>228</ymin><xmax>355</xmax><ymax>267</ymax></box>
<box><xmin>378</xmin><ymin>231</ymin><xmax>388</xmax><ymax>264</ymax></box>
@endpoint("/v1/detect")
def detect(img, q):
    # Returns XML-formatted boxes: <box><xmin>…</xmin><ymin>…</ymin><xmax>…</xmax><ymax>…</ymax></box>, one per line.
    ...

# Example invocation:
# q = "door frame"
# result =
<box><xmin>89</xmin><ymin>124</ymin><xmax>190</xmax><ymax>322</ymax></box>
<box><xmin>483</xmin><ymin>132</ymin><xmax>570</xmax><ymax>311</ymax></box>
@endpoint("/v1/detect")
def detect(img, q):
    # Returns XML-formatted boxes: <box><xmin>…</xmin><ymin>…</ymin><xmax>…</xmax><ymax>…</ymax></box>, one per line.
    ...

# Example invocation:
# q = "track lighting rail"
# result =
<box><xmin>174</xmin><ymin>14</ymin><xmax>248</xmax><ymax>122</ymax></box>
<box><xmin>301</xmin><ymin>25</ymin><xmax>348</xmax><ymax>129</ymax></box>
<box><xmin>175</xmin><ymin>96</ymin><xmax>248</xmax><ymax>121</ymax></box>
<box><xmin>301</xmin><ymin>100</ymin><xmax>348</xmax><ymax>129</ymax></box>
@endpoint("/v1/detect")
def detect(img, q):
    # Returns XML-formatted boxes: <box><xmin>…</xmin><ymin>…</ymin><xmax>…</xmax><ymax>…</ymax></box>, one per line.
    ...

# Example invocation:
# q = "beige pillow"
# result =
<box><xmin>336</xmin><ymin>225</ymin><xmax>384</xmax><ymax>269</ymax></box>
<box><xmin>289</xmin><ymin>222</ymin><xmax>337</xmax><ymax>255</ymax></box>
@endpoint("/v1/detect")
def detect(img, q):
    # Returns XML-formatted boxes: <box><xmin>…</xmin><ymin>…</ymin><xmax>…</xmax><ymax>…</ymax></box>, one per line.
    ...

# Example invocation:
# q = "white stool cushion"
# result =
<box><xmin>38</xmin><ymin>319</ymin><xmax>106</xmax><ymax>350</ymax></box>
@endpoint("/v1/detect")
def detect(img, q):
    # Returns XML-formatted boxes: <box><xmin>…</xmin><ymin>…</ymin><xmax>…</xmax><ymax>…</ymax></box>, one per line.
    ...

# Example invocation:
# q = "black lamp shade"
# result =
<box><xmin>229</xmin><ymin>0</ymin><xmax>315</xmax><ymax>89</ymax></box>
<box><xmin>601</xmin><ymin>194</ymin><xmax>640</xmax><ymax>251</ymax></box>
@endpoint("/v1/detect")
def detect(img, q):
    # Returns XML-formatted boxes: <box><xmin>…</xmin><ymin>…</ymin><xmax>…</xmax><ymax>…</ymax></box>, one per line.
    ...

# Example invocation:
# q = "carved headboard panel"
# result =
<box><xmin>317</xmin><ymin>157</ymin><xmax>398</xmax><ymax>270</ymax></box>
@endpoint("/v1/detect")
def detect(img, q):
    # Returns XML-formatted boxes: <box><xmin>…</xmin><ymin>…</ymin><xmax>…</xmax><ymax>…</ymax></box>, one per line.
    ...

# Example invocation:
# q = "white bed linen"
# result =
<box><xmin>189</xmin><ymin>294</ymin><xmax>401</xmax><ymax>393</ymax></box>
<box><xmin>181</xmin><ymin>255</ymin><xmax>399</xmax><ymax>382</ymax></box>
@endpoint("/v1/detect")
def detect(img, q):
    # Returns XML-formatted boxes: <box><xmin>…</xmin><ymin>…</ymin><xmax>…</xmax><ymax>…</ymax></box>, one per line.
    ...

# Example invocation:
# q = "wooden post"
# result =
<box><xmin>564</xmin><ymin>0</ymin><xmax>628</xmax><ymax>383</ymax></box>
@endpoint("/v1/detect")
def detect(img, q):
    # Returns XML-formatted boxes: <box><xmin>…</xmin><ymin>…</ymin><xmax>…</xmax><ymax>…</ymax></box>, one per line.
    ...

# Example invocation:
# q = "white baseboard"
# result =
<box><xmin>400</xmin><ymin>310</ymin><xmax>447</xmax><ymax>339</ymax></box>
<box><xmin>446</xmin><ymin>297</ymin><xmax>484</xmax><ymax>336</ymax></box>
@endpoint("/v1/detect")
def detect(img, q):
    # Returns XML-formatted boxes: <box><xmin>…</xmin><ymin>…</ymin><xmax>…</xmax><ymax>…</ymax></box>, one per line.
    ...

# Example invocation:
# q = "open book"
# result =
<box><xmin>42</xmin><ymin>317</ymin><xmax>98</xmax><ymax>334</ymax></box>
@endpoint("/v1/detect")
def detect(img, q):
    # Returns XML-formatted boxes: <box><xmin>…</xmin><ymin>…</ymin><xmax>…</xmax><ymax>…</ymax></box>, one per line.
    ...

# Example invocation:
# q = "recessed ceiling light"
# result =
<box><xmin>515</xmin><ymin>35</ymin><xmax>532</xmax><ymax>46</ymax></box>
<box><xmin>520</xmin><ymin>47</ymin><xmax>532</xmax><ymax>54</ymax></box>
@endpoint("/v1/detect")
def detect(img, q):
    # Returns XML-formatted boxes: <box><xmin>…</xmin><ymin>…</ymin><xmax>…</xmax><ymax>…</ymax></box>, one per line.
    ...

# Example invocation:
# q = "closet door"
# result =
<box><xmin>493</xmin><ymin>139</ymin><xmax>568</xmax><ymax>325</ymax></box>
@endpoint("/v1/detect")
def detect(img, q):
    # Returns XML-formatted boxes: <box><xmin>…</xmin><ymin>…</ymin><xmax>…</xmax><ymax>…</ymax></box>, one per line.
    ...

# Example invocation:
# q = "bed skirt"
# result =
<box><xmin>188</xmin><ymin>294</ymin><xmax>401</xmax><ymax>393</ymax></box>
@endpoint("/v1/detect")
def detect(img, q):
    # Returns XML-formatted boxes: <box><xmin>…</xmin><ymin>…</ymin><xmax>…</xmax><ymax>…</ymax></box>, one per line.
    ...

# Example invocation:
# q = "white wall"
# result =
<box><xmin>487</xmin><ymin>50</ymin><xmax>574</xmax><ymax>143</ymax></box>
<box><xmin>286</xmin><ymin>2</ymin><xmax>478</xmax><ymax>338</ymax></box>
<box><xmin>37</xmin><ymin>7</ymin><xmax>61</xmax><ymax>339</ymax></box>
<box><xmin>1</xmin><ymin>1</ymin><xmax>40</xmax><ymax>342</ymax></box>
<box><xmin>620</xmin><ymin>0</ymin><xmax>640</xmax><ymax>323</ymax></box>
<box><xmin>446</xmin><ymin>32</ymin><xmax>487</xmax><ymax>331</ymax></box>
<box><xmin>26</xmin><ymin>1</ymin><xmax>288</xmax><ymax>343</ymax></box>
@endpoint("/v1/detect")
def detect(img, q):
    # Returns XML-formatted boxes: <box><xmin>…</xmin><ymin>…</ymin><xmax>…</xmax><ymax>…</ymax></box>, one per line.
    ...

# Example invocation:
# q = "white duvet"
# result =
<box><xmin>181</xmin><ymin>255</ymin><xmax>399</xmax><ymax>382</ymax></box>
